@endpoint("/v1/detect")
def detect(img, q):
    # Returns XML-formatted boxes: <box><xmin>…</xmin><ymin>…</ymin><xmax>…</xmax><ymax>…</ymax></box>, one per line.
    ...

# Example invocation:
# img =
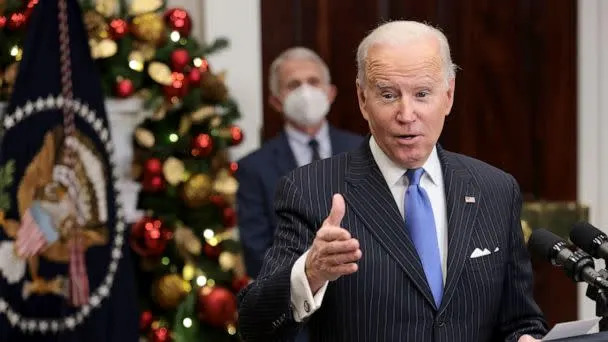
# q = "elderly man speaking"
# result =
<box><xmin>237</xmin><ymin>20</ymin><xmax>547</xmax><ymax>342</ymax></box>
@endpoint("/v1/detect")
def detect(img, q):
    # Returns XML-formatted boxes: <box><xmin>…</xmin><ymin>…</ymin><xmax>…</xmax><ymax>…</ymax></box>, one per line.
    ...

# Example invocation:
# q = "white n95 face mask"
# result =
<box><xmin>282</xmin><ymin>84</ymin><xmax>330</xmax><ymax>126</ymax></box>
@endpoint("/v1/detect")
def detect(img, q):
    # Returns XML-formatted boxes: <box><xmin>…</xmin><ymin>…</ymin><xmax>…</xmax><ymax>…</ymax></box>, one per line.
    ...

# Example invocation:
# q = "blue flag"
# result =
<box><xmin>0</xmin><ymin>0</ymin><xmax>137</xmax><ymax>341</ymax></box>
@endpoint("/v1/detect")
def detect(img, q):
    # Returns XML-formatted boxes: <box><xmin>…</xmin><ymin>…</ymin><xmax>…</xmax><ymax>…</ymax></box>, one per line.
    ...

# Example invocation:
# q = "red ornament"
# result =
<box><xmin>203</xmin><ymin>243</ymin><xmax>221</xmax><ymax>259</ymax></box>
<box><xmin>164</xmin><ymin>8</ymin><xmax>192</xmax><ymax>37</ymax></box>
<box><xmin>0</xmin><ymin>17</ymin><xmax>6</xmax><ymax>29</ymax></box>
<box><xmin>163</xmin><ymin>72</ymin><xmax>189</xmax><ymax>101</ymax></box>
<box><xmin>229</xmin><ymin>162</ymin><xmax>238</xmax><ymax>175</ymax></box>
<box><xmin>144</xmin><ymin>158</ymin><xmax>163</xmax><ymax>176</ymax></box>
<box><xmin>190</xmin><ymin>133</ymin><xmax>213</xmax><ymax>157</ymax></box>
<box><xmin>170</xmin><ymin>49</ymin><xmax>190</xmax><ymax>72</ymax></box>
<box><xmin>229</xmin><ymin>126</ymin><xmax>244</xmax><ymax>146</ymax></box>
<box><xmin>209</xmin><ymin>194</ymin><xmax>226</xmax><ymax>208</ymax></box>
<box><xmin>130</xmin><ymin>217</ymin><xmax>172</xmax><ymax>257</ymax></box>
<box><xmin>197</xmin><ymin>286</ymin><xmax>237</xmax><ymax>328</ymax></box>
<box><xmin>115</xmin><ymin>79</ymin><xmax>135</xmax><ymax>98</ymax></box>
<box><xmin>109</xmin><ymin>18</ymin><xmax>129</xmax><ymax>40</ymax></box>
<box><xmin>198</xmin><ymin>59</ymin><xmax>209</xmax><ymax>73</ymax></box>
<box><xmin>8</xmin><ymin>12</ymin><xmax>27</xmax><ymax>30</ymax></box>
<box><xmin>150</xmin><ymin>326</ymin><xmax>170</xmax><ymax>342</ymax></box>
<box><xmin>222</xmin><ymin>207</ymin><xmax>237</xmax><ymax>228</ymax></box>
<box><xmin>139</xmin><ymin>310</ymin><xmax>154</xmax><ymax>332</ymax></box>
<box><xmin>142</xmin><ymin>174</ymin><xmax>165</xmax><ymax>192</ymax></box>
<box><xmin>188</xmin><ymin>67</ymin><xmax>201</xmax><ymax>85</ymax></box>
<box><xmin>232</xmin><ymin>275</ymin><xmax>251</xmax><ymax>293</ymax></box>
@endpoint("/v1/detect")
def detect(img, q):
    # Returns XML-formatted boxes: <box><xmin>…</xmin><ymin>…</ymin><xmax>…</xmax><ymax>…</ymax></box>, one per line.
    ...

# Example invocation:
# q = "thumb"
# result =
<box><xmin>326</xmin><ymin>194</ymin><xmax>345</xmax><ymax>226</ymax></box>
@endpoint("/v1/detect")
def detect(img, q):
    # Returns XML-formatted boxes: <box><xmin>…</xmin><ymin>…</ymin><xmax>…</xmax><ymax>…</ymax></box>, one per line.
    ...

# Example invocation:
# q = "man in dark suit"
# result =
<box><xmin>238</xmin><ymin>21</ymin><xmax>547</xmax><ymax>342</ymax></box>
<box><xmin>236</xmin><ymin>47</ymin><xmax>362</xmax><ymax>279</ymax></box>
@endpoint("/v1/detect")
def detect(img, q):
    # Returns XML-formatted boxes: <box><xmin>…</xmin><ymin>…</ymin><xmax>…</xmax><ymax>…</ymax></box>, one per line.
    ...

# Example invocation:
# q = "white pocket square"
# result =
<box><xmin>470</xmin><ymin>248</ymin><xmax>491</xmax><ymax>258</ymax></box>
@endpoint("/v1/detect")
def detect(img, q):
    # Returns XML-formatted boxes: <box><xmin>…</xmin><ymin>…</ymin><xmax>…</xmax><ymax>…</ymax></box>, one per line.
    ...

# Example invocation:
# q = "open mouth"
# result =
<box><xmin>396</xmin><ymin>134</ymin><xmax>420</xmax><ymax>141</ymax></box>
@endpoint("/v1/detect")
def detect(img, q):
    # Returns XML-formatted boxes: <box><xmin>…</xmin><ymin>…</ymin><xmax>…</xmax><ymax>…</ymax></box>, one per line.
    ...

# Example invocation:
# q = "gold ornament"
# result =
<box><xmin>153</xmin><ymin>274</ymin><xmax>190</xmax><ymax>309</ymax></box>
<box><xmin>135</xmin><ymin>127</ymin><xmax>155</xmax><ymax>148</ymax></box>
<box><xmin>190</xmin><ymin>106</ymin><xmax>215</xmax><ymax>123</ymax></box>
<box><xmin>213</xmin><ymin>169</ymin><xmax>238</xmax><ymax>200</ymax></box>
<box><xmin>200</xmin><ymin>72</ymin><xmax>228</xmax><ymax>103</ymax></box>
<box><xmin>150</xmin><ymin>102</ymin><xmax>168</xmax><ymax>121</ymax></box>
<box><xmin>182</xmin><ymin>174</ymin><xmax>213</xmax><ymax>208</ymax></box>
<box><xmin>129</xmin><ymin>0</ymin><xmax>163</xmax><ymax>15</ymax></box>
<box><xmin>128</xmin><ymin>51</ymin><xmax>145</xmax><ymax>72</ymax></box>
<box><xmin>131</xmin><ymin>13</ymin><xmax>165</xmax><ymax>46</ymax></box>
<box><xmin>83</xmin><ymin>10</ymin><xmax>109</xmax><ymax>40</ymax></box>
<box><xmin>3</xmin><ymin>63</ymin><xmax>19</xmax><ymax>86</ymax></box>
<box><xmin>178</xmin><ymin>116</ymin><xmax>192</xmax><ymax>136</ymax></box>
<box><xmin>133</xmin><ymin>42</ymin><xmax>157</xmax><ymax>61</ymax></box>
<box><xmin>148</xmin><ymin>62</ymin><xmax>173</xmax><ymax>86</ymax></box>
<box><xmin>95</xmin><ymin>0</ymin><xmax>118</xmax><ymax>17</ymax></box>
<box><xmin>162</xmin><ymin>157</ymin><xmax>185</xmax><ymax>186</ymax></box>
<box><xmin>89</xmin><ymin>39</ymin><xmax>117</xmax><ymax>59</ymax></box>
<box><xmin>210</xmin><ymin>116</ymin><xmax>222</xmax><ymax>128</ymax></box>
<box><xmin>218</xmin><ymin>252</ymin><xmax>237</xmax><ymax>272</ymax></box>
<box><xmin>174</xmin><ymin>226</ymin><xmax>202</xmax><ymax>258</ymax></box>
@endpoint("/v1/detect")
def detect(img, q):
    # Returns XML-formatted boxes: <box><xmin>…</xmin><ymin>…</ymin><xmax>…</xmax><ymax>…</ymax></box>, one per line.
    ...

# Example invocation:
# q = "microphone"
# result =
<box><xmin>570</xmin><ymin>222</ymin><xmax>608</xmax><ymax>261</ymax></box>
<box><xmin>528</xmin><ymin>228</ymin><xmax>608</xmax><ymax>290</ymax></box>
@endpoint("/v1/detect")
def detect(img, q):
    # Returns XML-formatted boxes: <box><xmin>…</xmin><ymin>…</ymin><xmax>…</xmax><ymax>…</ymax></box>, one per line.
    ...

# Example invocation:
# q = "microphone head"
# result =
<box><xmin>570</xmin><ymin>222</ymin><xmax>607</xmax><ymax>256</ymax></box>
<box><xmin>528</xmin><ymin>228</ymin><xmax>565</xmax><ymax>261</ymax></box>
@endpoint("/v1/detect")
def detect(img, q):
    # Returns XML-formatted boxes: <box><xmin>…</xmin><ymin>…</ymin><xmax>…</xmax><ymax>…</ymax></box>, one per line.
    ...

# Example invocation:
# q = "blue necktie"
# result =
<box><xmin>405</xmin><ymin>168</ymin><xmax>443</xmax><ymax>308</ymax></box>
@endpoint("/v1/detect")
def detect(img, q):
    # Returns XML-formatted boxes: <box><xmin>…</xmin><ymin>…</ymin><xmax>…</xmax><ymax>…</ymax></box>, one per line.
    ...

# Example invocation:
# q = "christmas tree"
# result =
<box><xmin>117</xmin><ymin>4</ymin><xmax>247</xmax><ymax>342</ymax></box>
<box><xmin>2</xmin><ymin>1</ymin><xmax>248</xmax><ymax>340</ymax></box>
<box><xmin>0</xmin><ymin>0</ymin><xmax>38</xmax><ymax>101</ymax></box>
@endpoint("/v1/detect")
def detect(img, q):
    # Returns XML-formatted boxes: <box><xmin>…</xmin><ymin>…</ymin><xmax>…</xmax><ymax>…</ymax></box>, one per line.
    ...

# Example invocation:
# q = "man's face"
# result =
<box><xmin>269</xmin><ymin>59</ymin><xmax>336</xmax><ymax>113</ymax></box>
<box><xmin>356</xmin><ymin>37</ymin><xmax>455</xmax><ymax>168</ymax></box>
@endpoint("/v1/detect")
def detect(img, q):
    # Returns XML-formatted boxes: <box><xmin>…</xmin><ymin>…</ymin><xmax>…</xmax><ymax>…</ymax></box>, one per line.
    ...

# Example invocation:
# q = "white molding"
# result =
<box><xmin>577</xmin><ymin>0</ymin><xmax>608</xmax><ymax>321</ymax></box>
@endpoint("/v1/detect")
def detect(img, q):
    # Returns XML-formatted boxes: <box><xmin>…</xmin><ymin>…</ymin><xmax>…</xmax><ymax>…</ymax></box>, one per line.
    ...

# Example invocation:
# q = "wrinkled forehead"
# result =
<box><xmin>278</xmin><ymin>58</ymin><xmax>325</xmax><ymax>84</ymax></box>
<box><xmin>365</xmin><ymin>39</ymin><xmax>444</xmax><ymax>85</ymax></box>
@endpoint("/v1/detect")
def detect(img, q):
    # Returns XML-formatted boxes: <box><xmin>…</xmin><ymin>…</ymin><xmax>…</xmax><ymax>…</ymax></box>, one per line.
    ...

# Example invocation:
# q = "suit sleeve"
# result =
<box><xmin>236</xmin><ymin>160</ymin><xmax>275</xmax><ymax>278</ymax></box>
<box><xmin>498</xmin><ymin>176</ymin><xmax>548</xmax><ymax>341</ymax></box>
<box><xmin>238</xmin><ymin>175</ymin><xmax>316</xmax><ymax>342</ymax></box>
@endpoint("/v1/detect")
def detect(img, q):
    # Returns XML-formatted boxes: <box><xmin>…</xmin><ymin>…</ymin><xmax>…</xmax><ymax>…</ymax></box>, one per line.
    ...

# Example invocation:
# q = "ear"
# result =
<box><xmin>444</xmin><ymin>78</ymin><xmax>456</xmax><ymax>116</ymax></box>
<box><xmin>268</xmin><ymin>94</ymin><xmax>283</xmax><ymax>113</ymax></box>
<box><xmin>356</xmin><ymin>79</ymin><xmax>369</xmax><ymax>121</ymax></box>
<box><xmin>326</xmin><ymin>84</ymin><xmax>337</xmax><ymax>105</ymax></box>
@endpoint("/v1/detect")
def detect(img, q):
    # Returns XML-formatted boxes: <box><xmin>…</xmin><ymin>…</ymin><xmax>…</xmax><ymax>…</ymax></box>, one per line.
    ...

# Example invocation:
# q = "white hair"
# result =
<box><xmin>269</xmin><ymin>47</ymin><xmax>331</xmax><ymax>96</ymax></box>
<box><xmin>356</xmin><ymin>21</ymin><xmax>457</xmax><ymax>86</ymax></box>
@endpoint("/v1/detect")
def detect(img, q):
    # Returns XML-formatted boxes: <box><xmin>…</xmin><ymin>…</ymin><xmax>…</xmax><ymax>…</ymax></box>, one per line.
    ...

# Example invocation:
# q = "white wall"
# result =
<box><xmin>577</xmin><ymin>0</ymin><xmax>608</xmax><ymax>321</ymax></box>
<box><xmin>167</xmin><ymin>0</ymin><xmax>263</xmax><ymax>161</ymax></box>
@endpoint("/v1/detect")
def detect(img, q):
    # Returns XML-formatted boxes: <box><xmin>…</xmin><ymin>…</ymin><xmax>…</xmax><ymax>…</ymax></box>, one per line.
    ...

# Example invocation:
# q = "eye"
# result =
<box><xmin>381</xmin><ymin>92</ymin><xmax>397</xmax><ymax>101</ymax></box>
<box><xmin>416</xmin><ymin>90</ymin><xmax>430</xmax><ymax>98</ymax></box>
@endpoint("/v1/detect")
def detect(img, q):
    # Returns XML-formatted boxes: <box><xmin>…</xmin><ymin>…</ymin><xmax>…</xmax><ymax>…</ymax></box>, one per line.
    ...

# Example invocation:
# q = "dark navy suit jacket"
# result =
<box><xmin>236</xmin><ymin>126</ymin><xmax>362</xmax><ymax>278</ymax></box>
<box><xmin>238</xmin><ymin>139</ymin><xmax>547</xmax><ymax>342</ymax></box>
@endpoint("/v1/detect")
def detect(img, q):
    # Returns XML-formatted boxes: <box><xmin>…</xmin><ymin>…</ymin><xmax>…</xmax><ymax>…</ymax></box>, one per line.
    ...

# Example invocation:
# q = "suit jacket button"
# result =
<box><xmin>303</xmin><ymin>300</ymin><xmax>311</xmax><ymax>313</ymax></box>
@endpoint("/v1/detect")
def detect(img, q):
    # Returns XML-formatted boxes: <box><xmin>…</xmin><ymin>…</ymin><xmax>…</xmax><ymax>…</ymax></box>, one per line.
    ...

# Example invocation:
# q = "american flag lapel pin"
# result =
<box><xmin>465</xmin><ymin>196</ymin><xmax>476</xmax><ymax>203</ymax></box>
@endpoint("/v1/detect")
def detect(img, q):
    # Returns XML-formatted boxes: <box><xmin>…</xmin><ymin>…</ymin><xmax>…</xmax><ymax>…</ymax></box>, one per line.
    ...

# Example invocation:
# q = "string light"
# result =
<box><xmin>128</xmin><ymin>59</ymin><xmax>143</xmax><ymax>71</ymax></box>
<box><xmin>170</xmin><ymin>31</ymin><xmax>181</xmax><ymax>42</ymax></box>
<box><xmin>161</xmin><ymin>257</ymin><xmax>170</xmax><ymax>266</ymax></box>
<box><xmin>227</xmin><ymin>324</ymin><xmax>236</xmax><ymax>335</ymax></box>
<box><xmin>196</xmin><ymin>275</ymin><xmax>207</xmax><ymax>287</ymax></box>
<box><xmin>169</xmin><ymin>133</ymin><xmax>179</xmax><ymax>142</ymax></box>
<box><xmin>203</xmin><ymin>229</ymin><xmax>214</xmax><ymax>239</ymax></box>
<box><xmin>183</xmin><ymin>318</ymin><xmax>192</xmax><ymax>328</ymax></box>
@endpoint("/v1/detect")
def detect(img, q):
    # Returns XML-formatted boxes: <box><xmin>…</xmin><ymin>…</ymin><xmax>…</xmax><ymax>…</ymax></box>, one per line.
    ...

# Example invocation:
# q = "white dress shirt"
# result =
<box><xmin>284</xmin><ymin>121</ymin><xmax>332</xmax><ymax>167</ymax></box>
<box><xmin>289</xmin><ymin>136</ymin><xmax>448</xmax><ymax>321</ymax></box>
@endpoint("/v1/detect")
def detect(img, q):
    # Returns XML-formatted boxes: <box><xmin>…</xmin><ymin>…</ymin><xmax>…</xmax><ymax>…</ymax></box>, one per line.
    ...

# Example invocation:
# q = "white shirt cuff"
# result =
<box><xmin>290</xmin><ymin>250</ymin><xmax>329</xmax><ymax>322</ymax></box>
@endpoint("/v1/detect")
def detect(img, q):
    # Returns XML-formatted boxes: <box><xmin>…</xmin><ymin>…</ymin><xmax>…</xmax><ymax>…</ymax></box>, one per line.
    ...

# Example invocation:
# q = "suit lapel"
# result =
<box><xmin>273</xmin><ymin>132</ymin><xmax>298</xmax><ymax>176</ymax></box>
<box><xmin>437</xmin><ymin>147</ymin><xmax>480</xmax><ymax>313</ymax></box>
<box><xmin>329</xmin><ymin>127</ymin><xmax>347</xmax><ymax>154</ymax></box>
<box><xmin>344</xmin><ymin>140</ymin><xmax>437</xmax><ymax>308</ymax></box>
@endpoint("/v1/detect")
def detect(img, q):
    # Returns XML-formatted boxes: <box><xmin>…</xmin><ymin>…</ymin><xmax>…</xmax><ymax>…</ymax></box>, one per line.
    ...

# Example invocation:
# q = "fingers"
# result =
<box><xmin>324</xmin><ymin>239</ymin><xmax>359</xmax><ymax>254</ymax></box>
<box><xmin>328</xmin><ymin>249</ymin><xmax>362</xmax><ymax>265</ymax></box>
<box><xmin>325</xmin><ymin>194</ymin><xmax>345</xmax><ymax>226</ymax></box>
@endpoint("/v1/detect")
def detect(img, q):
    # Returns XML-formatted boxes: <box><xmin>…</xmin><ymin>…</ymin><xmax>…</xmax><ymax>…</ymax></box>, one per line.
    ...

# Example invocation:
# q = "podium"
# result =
<box><xmin>551</xmin><ymin>331</ymin><xmax>608</xmax><ymax>341</ymax></box>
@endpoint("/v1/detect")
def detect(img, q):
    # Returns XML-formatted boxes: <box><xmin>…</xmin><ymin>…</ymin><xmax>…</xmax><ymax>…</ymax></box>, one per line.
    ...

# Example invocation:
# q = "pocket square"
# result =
<box><xmin>470</xmin><ymin>248</ymin><xmax>491</xmax><ymax>258</ymax></box>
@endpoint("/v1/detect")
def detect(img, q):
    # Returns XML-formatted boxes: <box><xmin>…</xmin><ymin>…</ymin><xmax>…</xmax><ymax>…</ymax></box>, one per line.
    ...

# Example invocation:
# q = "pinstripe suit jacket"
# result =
<box><xmin>238</xmin><ymin>139</ymin><xmax>547</xmax><ymax>342</ymax></box>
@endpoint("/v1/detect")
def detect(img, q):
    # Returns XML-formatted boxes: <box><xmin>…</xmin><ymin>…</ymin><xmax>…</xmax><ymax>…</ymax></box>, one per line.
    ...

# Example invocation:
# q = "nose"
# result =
<box><xmin>396</xmin><ymin>96</ymin><xmax>416</xmax><ymax>123</ymax></box>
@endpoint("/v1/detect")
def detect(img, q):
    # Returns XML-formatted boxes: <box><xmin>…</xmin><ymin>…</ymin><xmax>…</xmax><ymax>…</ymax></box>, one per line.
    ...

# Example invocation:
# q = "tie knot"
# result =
<box><xmin>406</xmin><ymin>168</ymin><xmax>424</xmax><ymax>186</ymax></box>
<box><xmin>308</xmin><ymin>139</ymin><xmax>319</xmax><ymax>148</ymax></box>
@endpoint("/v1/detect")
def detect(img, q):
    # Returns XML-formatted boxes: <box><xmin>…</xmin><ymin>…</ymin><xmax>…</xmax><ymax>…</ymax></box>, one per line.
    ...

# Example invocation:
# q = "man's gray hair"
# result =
<box><xmin>269</xmin><ymin>47</ymin><xmax>331</xmax><ymax>96</ymax></box>
<box><xmin>356</xmin><ymin>21</ymin><xmax>457</xmax><ymax>86</ymax></box>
